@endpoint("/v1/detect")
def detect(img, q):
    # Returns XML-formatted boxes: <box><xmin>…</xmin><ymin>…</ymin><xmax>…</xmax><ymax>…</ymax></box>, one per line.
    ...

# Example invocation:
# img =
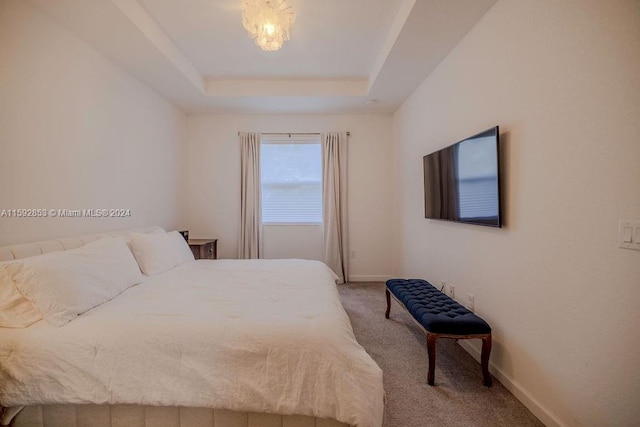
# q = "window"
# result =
<box><xmin>260</xmin><ymin>136</ymin><xmax>322</xmax><ymax>224</ymax></box>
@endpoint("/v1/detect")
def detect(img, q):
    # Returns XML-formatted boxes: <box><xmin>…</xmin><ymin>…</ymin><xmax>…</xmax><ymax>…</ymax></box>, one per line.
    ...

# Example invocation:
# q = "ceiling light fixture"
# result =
<box><xmin>242</xmin><ymin>0</ymin><xmax>295</xmax><ymax>52</ymax></box>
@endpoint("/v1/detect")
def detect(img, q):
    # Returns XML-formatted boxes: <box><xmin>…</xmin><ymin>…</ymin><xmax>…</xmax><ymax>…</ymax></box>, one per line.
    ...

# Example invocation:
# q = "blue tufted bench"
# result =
<box><xmin>385</xmin><ymin>278</ymin><xmax>492</xmax><ymax>386</ymax></box>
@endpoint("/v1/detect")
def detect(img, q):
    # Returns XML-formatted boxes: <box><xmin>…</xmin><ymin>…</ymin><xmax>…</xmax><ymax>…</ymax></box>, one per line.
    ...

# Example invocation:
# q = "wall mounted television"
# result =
<box><xmin>423</xmin><ymin>126</ymin><xmax>502</xmax><ymax>227</ymax></box>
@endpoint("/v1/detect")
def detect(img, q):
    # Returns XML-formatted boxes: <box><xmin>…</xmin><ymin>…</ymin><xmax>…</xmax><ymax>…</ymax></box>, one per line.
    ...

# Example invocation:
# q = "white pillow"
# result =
<box><xmin>0</xmin><ymin>262</ymin><xmax>41</xmax><ymax>328</ymax></box>
<box><xmin>130</xmin><ymin>230</ymin><xmax>195</xmax><ymax>275</ymax></box>
<box><xmin>6</xmin><ymin>238</ymin><xmax>143</xmax><ymax>327</ymax></box>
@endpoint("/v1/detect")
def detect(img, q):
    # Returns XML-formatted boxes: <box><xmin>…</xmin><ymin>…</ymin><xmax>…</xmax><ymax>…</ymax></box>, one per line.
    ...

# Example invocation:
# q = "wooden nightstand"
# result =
<box><xmin>188</xmin><ymin>239</ymin><xmax>218</xmax><ymax>260</ymax></box>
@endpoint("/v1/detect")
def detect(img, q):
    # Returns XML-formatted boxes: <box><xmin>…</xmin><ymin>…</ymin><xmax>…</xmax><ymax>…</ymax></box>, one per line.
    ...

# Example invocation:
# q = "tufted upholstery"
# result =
<box><xmin>386</xmin><ymin>279</ymin><xmax>491</xmax><ymax>335</ymax></box>
<box><xmin>0</xmin><ymin>227</ymin><xmax>162</xmax><ymax>262</ymax></box>
<box><xmin>10</xmin><ymin>405</ymin><xmax>348</xmax><ymax>427</ymax></box>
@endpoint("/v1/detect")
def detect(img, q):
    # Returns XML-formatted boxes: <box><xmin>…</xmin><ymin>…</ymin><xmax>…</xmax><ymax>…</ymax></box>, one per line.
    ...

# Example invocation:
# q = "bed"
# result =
<box><xmin>0</xmin><ymin>228</ymin><xmax>384</xmax><ymax>427</ymax></box>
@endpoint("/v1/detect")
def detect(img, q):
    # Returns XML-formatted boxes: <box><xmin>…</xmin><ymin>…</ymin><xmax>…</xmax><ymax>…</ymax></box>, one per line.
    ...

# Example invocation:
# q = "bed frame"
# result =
<box><xmin>0</xmin><ymin>228</ymin><xmax>349</xmax><ymax>427</ymax></box>
<box><xmin>9</xmin><ymin>405</ymin><xmax>345</xmax><ymax>427</ymax></box>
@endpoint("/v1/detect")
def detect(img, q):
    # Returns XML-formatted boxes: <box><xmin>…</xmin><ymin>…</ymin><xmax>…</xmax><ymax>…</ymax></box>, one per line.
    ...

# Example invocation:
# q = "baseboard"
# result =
<box><xmin>458</xmin><ymin>340</ymin><xmax>564</xmax><ymax>427</ymax></box>
<box><xmin>348</xmin><ymin>275</ymin><xmax>392</xmax><ymax>283</ymax></box>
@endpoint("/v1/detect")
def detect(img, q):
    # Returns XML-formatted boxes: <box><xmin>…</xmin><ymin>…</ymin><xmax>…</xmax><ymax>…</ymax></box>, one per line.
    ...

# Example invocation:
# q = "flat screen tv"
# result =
<box><xmin>423</xmin><ymin>126</ymin><xmax>501</xmax><ymax>227</ymax></box>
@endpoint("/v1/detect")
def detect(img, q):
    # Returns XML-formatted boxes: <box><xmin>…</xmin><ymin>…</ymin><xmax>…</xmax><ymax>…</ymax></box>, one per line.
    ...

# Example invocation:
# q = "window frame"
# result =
<box><xmin>260</xmin><ymin>135</ymin><xmax>323</xmax><ymax>226</ymax></box>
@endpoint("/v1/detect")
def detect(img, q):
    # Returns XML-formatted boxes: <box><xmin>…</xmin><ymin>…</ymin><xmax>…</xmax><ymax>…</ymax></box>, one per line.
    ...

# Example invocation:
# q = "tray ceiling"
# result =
<box><xmin>29</xmin><ymin>0</ymin><xmax>497</xmax><ymax>113</ymax></box>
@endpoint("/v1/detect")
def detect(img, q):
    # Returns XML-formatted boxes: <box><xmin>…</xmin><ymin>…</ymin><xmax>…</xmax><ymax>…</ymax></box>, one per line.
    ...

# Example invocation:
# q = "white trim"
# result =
<box><xmin>457</xmin><ymin>340</ymin><xmax>564</xmax><ymax>427</ymax></box>
<box><xmin>111</xmin><ymin>0</ymin><xmax>204</xmax><ymax>93</ymax></box>
<box><xmin>207</xmin><ymin>79</ymin><xmax>368</xmax><ymax>97</ymax></box>
<box><xmin>348</xmin><ymin>275</ymin><xmax>393</xmax><ymax>283</ymax></box>
<box><xmin>368</xmin><ymin>0</ymin><xmax>416</xmax><ymax>91</ymax></box>
<box><xmin>261</xmin><ymin>135</ymin><xmax>321</xmax><ymax>144</ymax></box>
<box><xmin>262</xmin><ymin>222</ymin><xmax>323</xmax><ymax>226</ymax></box>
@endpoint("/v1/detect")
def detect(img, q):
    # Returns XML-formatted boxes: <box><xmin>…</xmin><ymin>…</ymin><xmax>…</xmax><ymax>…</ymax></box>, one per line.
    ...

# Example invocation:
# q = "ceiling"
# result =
<box><xmin>29</xmin><ymin>0</ymin><xmax>497</xmax><ymax>114</ymax></box>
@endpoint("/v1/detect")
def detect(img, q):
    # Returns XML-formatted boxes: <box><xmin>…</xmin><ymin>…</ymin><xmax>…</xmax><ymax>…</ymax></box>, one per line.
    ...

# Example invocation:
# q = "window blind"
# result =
<box><xmin>260</xmin><ymin>139</ymin><xmax>322</xmax><ymax>224</ymax></box>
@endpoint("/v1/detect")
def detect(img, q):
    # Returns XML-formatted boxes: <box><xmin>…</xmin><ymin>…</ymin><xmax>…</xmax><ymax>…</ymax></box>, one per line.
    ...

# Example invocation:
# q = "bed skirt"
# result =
<box><xmin>6</xmin><ymin>405</ymin><xmax>350</xmax><ymax>427</ymax></box>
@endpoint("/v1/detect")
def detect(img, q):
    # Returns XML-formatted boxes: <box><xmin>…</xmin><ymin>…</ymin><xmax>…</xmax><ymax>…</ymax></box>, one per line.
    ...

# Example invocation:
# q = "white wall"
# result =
<box><xmin>392</xmin><ymin>1</ymin><xmax>640</xmax><ymax>425</ymax></box>
<box><xmin>0</xmin><ymin>0</ymin><xmax>187</xmax><ymax>245</ymax></box>
<box><xmin>262</xmin><ymin>225</ymin><xmax>323</xmax><ymax>260</ymax></box>
<box><xmin>186</xmin><ymin>114</ymin><xmax>393</xmax><ymax>281</ymax></box>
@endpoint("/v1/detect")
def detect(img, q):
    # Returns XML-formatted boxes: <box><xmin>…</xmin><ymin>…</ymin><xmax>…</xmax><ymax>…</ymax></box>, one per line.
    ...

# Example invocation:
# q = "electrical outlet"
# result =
<box><xmin>449</xmin><ymin>285</ymin><xmax>455</xmax><ymax>299</ymax></box>
<box><xmin>350</xmin><ymin>250</ymin><xmax>356</xmax><ymax>259</ymax></box>
<box><xmin>467</xmin><ymin>294</ymin><xmax>474</xmax><ymax>311</ymax></box>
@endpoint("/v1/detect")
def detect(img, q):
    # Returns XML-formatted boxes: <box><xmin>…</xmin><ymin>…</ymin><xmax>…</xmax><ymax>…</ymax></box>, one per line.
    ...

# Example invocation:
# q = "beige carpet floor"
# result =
<box><xmin>338</xmin><ymin>282</ymin><xmax>543</xmax><ymax>427</ymax></box>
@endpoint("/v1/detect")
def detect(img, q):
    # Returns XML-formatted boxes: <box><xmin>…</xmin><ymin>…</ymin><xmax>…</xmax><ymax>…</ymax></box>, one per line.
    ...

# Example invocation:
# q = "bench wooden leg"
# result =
<box><xmin>426</xmin><ymin>333</ymin><xmax>437</xmax><ymax>386</ymax></box>
<box><xmin>385</xmin><ymin>289</ymin><xmax>391</xmax><ymax>319</ymax></box>
<box><xmin>385</xmin><ymin>285</ymin><xmax>492</xmax><ymax>387</ymax></box>
<box><xmin>427</xmin><ymin>333</ymin><xmax>491</xmax><ymax>387</ymax></box>
<box><xmin>481</xmin><ymin>335</ymin><xmax>492</xmax><ymax>387</ymax></box>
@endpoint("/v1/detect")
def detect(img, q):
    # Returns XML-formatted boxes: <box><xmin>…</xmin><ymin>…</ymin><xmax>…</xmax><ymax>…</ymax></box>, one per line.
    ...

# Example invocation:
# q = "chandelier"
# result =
<box><xmin>242</xmin><ymin>0</ymin><xmax>295</xmax><ymax>52</ymax></box>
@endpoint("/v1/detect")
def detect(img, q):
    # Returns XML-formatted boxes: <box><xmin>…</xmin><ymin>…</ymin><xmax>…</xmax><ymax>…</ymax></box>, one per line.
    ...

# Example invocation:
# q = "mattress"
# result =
<box><xmin>0</xmin><ymin>257</ymin><xmax>384</xmax><ymax>427</ymax></box>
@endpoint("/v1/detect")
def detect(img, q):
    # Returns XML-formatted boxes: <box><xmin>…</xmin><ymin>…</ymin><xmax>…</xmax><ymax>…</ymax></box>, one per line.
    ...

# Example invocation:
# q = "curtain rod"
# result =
<box><xmin>237</xmin><ymin>132</ymin><xmax>350</xmax><ymax>136</ymax></box>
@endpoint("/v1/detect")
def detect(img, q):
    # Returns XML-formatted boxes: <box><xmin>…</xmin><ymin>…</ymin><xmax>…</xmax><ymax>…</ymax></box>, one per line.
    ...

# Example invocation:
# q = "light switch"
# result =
<box><xmin>619</xmin><ymin>220</ymin><xmax>640</xmax><ymax>251</ymax></box>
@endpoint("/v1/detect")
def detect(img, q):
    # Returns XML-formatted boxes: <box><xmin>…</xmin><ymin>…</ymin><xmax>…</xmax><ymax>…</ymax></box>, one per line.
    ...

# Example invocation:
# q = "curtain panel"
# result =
<box><xmin>321</xmin><ymin>132</ymin><xmax>349</xmax><ymax>283</ymax></box>
<box><xmin>238</xmin><ymin>132</ymin><xmax>261</xmax><ymax>259</ymax></box>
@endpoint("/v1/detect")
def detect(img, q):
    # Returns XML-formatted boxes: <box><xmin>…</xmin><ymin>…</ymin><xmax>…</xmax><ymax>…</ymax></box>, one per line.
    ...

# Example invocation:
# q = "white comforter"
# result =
<box><xmin>0</xmin><ymin>260</ymin><xmax>384</xmax><ymax>427</ymax></box>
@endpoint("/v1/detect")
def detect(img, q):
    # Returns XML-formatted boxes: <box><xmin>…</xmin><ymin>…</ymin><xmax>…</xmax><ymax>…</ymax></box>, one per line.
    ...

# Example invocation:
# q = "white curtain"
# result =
<box><xmin>238</xmin><ymin>132</ymin><xmax>261</xmax><ymax>259</ymax></box>
<box><xmin>321</xmin><ymin>132</ymin><xmax>349</xmax><ymax>283</ymax></box>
